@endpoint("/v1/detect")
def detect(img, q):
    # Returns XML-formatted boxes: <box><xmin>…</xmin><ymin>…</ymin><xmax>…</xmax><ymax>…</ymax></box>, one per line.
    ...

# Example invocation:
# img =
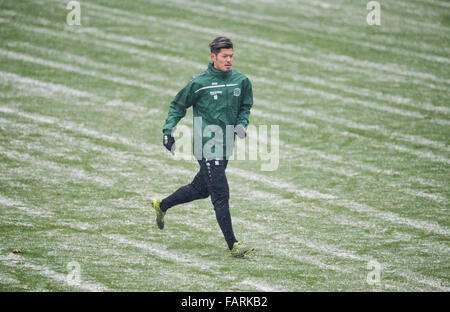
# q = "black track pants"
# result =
<box><xmin>160</xmin><ymin>159</ymin><xmax>238</xmax><ymax>250</ymax></box>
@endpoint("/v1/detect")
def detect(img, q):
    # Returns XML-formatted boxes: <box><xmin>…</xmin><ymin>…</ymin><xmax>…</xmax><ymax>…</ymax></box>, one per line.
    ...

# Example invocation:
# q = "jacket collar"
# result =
<box><xmin>207</xmin><ymin>62</ymin><xmax>232</xmax><ymax>80</ymax></box>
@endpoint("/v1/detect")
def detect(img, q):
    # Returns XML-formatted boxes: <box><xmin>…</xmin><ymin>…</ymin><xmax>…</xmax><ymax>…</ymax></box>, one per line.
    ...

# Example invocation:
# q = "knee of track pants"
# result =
<box><xmin>189</xmin><ymin>182</ymin><xmax>209</xmax><ymax>199</ymax></box>
<box><xmin>211</xmin><ymin>192</ymin><xmax>230</xmax><ymax>212</ymax></box>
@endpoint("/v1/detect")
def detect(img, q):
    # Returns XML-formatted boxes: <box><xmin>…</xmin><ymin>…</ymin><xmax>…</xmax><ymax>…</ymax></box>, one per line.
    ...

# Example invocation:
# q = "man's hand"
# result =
<box><xmin>163</xmin><ymin>134</ymin><xmax>175</xmax><ymax>155</ymax></box>
<box><xmin>234</xmin><ymin>124</ymin><xmax>246</xmax><ymax>139</ymax></box>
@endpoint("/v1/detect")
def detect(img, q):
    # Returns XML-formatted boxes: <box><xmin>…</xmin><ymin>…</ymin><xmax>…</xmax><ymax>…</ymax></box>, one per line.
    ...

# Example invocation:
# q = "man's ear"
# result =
<box><xmin>210</xmin><ymin>52</ymin><xmax>216</xmax><ymax>62</ymax></box>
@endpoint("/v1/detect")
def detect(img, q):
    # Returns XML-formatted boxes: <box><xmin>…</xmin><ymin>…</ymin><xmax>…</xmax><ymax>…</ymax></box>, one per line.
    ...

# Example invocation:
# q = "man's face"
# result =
<box><xmin>211</xmin><ymin>48</ymin><xmax>233</xmax><ymax>72</ymax></box>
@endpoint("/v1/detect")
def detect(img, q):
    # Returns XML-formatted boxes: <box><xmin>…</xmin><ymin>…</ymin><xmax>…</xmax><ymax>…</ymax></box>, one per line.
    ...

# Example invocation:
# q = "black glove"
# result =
<box><xmin>163</xmin><ymin>134</ymin><xmax>175</xmax><ymax>155</ymax></box>
<box><xmin>234</xmin><ymin>124</ymin><xmax>246</xmax><ymax>139</ymax></box>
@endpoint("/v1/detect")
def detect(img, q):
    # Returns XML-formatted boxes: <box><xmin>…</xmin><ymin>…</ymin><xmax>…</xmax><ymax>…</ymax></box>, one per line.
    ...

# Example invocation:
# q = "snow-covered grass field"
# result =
<box><xmin>0</xmin><ymin>0</ymin><xmax>449</xmax><ymax>291</ymax></box>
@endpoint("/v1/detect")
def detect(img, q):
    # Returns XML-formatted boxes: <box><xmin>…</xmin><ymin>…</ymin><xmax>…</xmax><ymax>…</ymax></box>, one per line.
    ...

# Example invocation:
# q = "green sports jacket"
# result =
<box><xmin>162</xmin><ymin>62</ymin><xmax>253</xmax><ymax>159</ymax></box>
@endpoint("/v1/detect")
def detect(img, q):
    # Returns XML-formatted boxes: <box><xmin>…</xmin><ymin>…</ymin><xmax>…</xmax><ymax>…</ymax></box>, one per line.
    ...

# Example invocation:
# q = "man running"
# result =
<box><xmin>152</xmin><ymin>37</ymin><xmax>254</xmax><ymax>258</ymax></box>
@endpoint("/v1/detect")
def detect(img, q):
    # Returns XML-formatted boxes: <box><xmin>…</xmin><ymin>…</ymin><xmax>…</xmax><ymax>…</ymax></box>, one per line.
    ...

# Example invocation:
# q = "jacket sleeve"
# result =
<box><xmin>162</xmin><ymin>80</ymin><xmax>196</xmax><ymax>135</ymax></box>
<box><xmin>236</xmin><ymin>78</ymin><xmax>253</xmax><ymax>128</ymax></box>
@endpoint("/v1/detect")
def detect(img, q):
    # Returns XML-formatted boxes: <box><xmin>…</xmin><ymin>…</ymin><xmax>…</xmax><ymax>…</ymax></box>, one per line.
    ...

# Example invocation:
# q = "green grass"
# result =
<box><xmin>0</xmin><ymin>0</ymin><xmax>449</xmax><ymax>291</ymax></box>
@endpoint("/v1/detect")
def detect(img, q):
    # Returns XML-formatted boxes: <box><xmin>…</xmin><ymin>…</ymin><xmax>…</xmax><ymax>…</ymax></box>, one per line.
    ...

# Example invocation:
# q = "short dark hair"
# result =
<box><xmin>209</xmin><ymin>37</ymin><xmax>233</xmax><ymax>54</ymax></box>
